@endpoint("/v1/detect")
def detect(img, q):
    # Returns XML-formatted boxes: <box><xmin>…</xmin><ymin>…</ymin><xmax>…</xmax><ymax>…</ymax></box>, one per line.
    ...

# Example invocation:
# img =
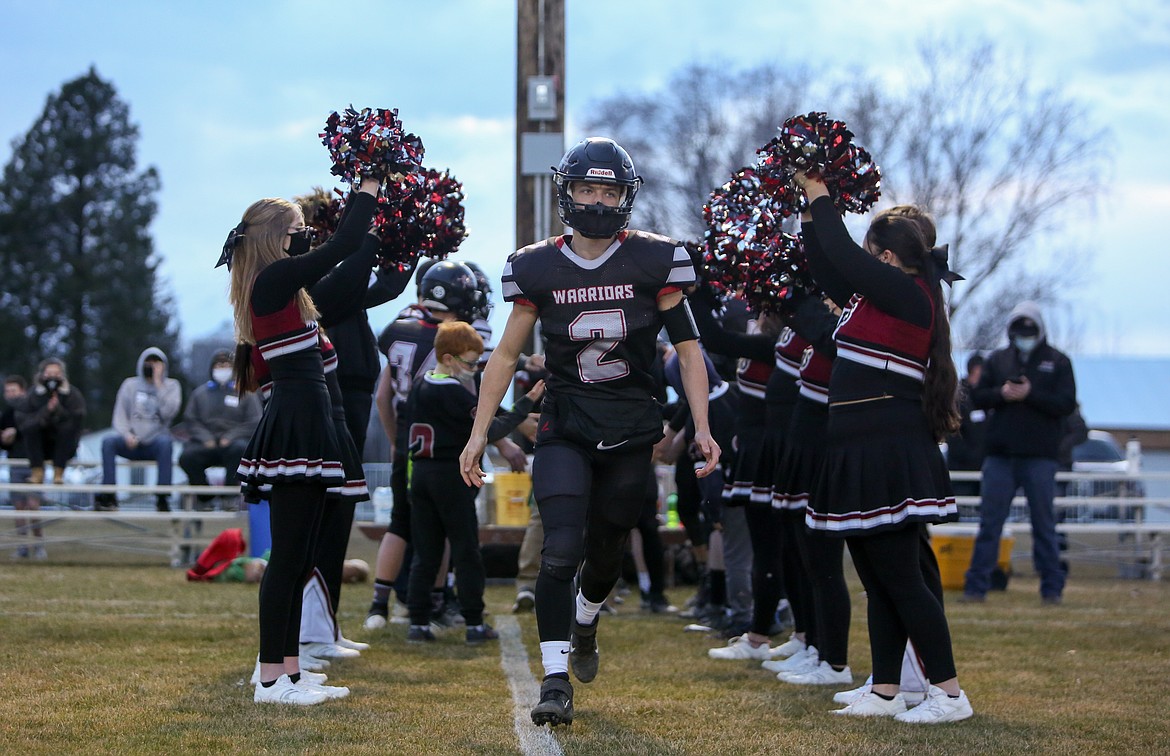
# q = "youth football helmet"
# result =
<box><xmin>552</xmin><ymin>137</ymin><xmax>642</xmax><ymax>239</ymax></box>
<box><xmin>419</xmin><ymin>260</ymin><xmax>481</xmax><ymax>322</ymax></box>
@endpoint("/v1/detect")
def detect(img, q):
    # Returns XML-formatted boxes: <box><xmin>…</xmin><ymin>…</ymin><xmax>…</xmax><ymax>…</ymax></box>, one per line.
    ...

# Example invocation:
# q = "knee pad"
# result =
<box><xmin>539</xmin><ymin>560</ymin><xmax>578</xmax><ymax>583</ymax></box>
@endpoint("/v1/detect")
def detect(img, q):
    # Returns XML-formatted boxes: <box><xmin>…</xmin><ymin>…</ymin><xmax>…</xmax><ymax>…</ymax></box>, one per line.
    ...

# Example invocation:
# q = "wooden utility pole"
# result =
<box><xmin>515</xmin><ymin>0</ymin><xmax>565</xmax><ymax>359</ymax></box>
<box><xmin>515</xmin><ymin>0</ymin><xmax>565</xmax><ymax>252</ymax></box>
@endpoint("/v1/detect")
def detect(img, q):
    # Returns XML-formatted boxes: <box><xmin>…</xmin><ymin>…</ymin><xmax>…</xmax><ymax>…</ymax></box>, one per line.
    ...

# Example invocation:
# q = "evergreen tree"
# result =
<box><xmin>0</xmin><ymin>67</ymin><xmax>180</xmax><ymax>428</ymax></box>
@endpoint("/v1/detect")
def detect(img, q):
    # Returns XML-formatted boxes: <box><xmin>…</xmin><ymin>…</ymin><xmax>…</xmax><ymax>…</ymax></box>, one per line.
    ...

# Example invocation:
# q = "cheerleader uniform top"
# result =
<box><xmin>768</xmin><ymin>327</ymin><xmax>805</xmax><ymax>416</ymax></box>
<box><xmin>235</xmin><ymin>191</ymin><xmax>378</xmax><ymax>501</ymax></box>
<box><xmin>801</xmin><ymin>196</ymin><xmax>957</xmax><ymax>534</ymax></box>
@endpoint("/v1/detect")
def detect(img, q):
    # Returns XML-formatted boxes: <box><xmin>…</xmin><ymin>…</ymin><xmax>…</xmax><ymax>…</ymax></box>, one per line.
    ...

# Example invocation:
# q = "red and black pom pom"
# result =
<box><xmin>700</xmin><ymin>167</ymin><xmax>818</xmax><ymax>314</ymax></box>
<box><xmin>372</xmin><ymin>168</ymin><xmax>468</xmax><ymax>270</ymax></box>
<box><xmin>320</xmin><ymin>106</ymin><xmax>425</xmax><ymax>186</ymax></box>
<box><xmin>756</xmin><ymin>111</ymin><xmax>881</xmax><ymax>216</ymax></box>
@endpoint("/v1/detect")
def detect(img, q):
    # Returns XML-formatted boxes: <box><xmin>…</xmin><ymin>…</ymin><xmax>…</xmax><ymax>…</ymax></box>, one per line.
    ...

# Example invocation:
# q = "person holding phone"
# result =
<box><xmin>97</xmin><ymin>347</ymin><xmax>182</xmax><ymax>512</ymax></box>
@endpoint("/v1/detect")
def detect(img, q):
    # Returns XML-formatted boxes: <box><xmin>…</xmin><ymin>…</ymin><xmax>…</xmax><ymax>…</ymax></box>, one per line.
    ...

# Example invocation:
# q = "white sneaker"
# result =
<box><xmin>832</xmin><ymin>691</ymin><xmax>907</xmax><ymax>717</ymax></box>
<box><xmin>389</xmin><ymin>602</ymin><xmax>410</xmax><ymax>625</ymax></box>
<box><xmin>298</xmin><ymin>654</ymin><xmax>330</xmax><ymax>672</ymax></box>
<box><xmin>833</xmin><ymin>679</ymin><xmax>871</xmax><ymax>705</ymax></box>
<box><xmin>336</xmin><ymin>636</ymin><xmax>370</xmax><ymax>651</ymax></box>
<box><xmin>779</xmin><ymin>661</ymin><xmax>853</xmax><ymax>685</ymax></box>
<box><xmin>253</xmin><ymin>674</ymin><xmax>328</xmax><ymax>706</ymax></box>
<box><xmin>298</xmin><ymin>679</ymin><xmax>350</xmax><ymax>700</ymax></box>
<box><xmin>250</xmin><ymin>659</ymin><xmax>329</xmax><ymax>686</ymax></box>
<box><xmin>762</xmin><ymin>646</ymin><xmax>818</xmax><ymax>674</ymax></box>
<box><xmin>363</xmin><ymin>613</ymin><xmax>387</xmax><ymax>630</ymax></box>
<box><xmin>894</xmin><ymin>686</ymin><xmax>973</xmax><ymax>724</ymax></box>
<box><xmin>301</xmin><ymin>642</ymin><xmax>360</xmax><ymax>660</ymax></box>
<box><xmin>770</xmin><ymin>635</ymin><xmax>806</xmax><ymax>659</ymax></box>
<box><xmin>708</xmin><ymin>634</ymin><xmax>773</xmax><ymax>660</ymax></box>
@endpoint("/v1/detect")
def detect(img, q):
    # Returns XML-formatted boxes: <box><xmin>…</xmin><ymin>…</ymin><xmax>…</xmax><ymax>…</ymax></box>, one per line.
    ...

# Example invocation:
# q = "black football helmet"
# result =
<box><xmin>462</xmin><ymin>261</ymin><xmax>494</xmax><ymax>321</ymax></box>
<box><xmin>419</xmin><ymin>260</ymin><xmax>481</xmax><ymax>322</ymax></box>
<box><xmin>552</xmin><ymin>137</ymin><xmax>642</xmax><ymax>239</ymax></box>
<box><xmin>414</xmin><ymin>257</ymin><xmax>441</xmax><ymax>299</ymax></box>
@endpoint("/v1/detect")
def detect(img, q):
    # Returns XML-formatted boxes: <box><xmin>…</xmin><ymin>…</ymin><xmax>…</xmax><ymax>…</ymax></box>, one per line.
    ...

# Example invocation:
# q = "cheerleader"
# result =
<box><xmin>796</xmin><ymin>172</ymin><xmax>973</xmax><ymax>723</ymax></box>
<box><xmin>221</xmin><ymin>175</ymin><xmax>381</xmax><ymax>706</ymax></box>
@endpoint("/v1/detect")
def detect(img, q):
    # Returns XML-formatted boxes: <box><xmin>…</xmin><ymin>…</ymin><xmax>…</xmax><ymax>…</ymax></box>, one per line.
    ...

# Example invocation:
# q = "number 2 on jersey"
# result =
<box><xmin>570</xmin><ymin>309</ymin><xmax>629</xmax><ymax>383</ymax></box>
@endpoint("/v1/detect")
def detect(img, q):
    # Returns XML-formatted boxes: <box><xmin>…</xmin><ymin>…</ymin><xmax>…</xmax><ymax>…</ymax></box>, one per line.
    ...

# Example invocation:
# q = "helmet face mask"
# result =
<box><xmin>462</xmin><ymin>261</ymin><xmax>494</xmax><ymax>321</ymax></box>
<box><xmin>553</xmin><ymin>137</ymin><xmax>642</xmax><ymax>239</ymax></box>
<box><xmin>419</xmin><ymin>261</ymin><xmax>482</xmax><ymax>322</ymax></box>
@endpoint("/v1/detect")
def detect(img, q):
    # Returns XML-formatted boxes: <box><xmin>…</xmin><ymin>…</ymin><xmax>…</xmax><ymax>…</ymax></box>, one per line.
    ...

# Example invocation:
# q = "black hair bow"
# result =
<box><xmin>216</xmin><ymin>221</ymin><xmax>248</xmax><ymax>270</ymax></box>
<box><xmin>930</xmin><ymin>244</ymin><xmax>963</xmax><ymax>285</ymax></box>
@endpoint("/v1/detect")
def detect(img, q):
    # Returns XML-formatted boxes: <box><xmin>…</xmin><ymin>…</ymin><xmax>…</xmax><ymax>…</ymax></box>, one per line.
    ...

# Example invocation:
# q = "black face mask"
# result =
<box><xmin>287</xmin><ymin>228</ymin><xmax>313</xmax><ymax>257</ymax></box>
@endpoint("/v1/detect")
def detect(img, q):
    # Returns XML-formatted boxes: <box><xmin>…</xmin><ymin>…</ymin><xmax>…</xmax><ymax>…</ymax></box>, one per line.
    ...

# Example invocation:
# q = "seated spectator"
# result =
<box><xmin>179</xmin><ymin>349</ymin><xmax>261</xmax><ymax>511</ymax></box>
<box><xmin>17</xmin><ymin>358</ymin><xmax>87</xmax><ymax>485</ymax></box>
<box><xmin>97</xmin><ymin>347</ymin><xmax>182</xmax><ymax>512</ymax></box>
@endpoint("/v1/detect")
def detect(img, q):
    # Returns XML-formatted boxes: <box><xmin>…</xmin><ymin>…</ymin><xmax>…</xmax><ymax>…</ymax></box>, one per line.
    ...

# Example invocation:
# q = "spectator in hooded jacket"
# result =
<box><xmin>97</xmin><ymin>347</ymin><xmax>183</xmax><ymax>512</ymax></box>
<box><xmin>962</xmin><ymin>302</ymin><xmax>1076</xmax><ymax>605</ymax></box>
<box><xmin>179</xmin><ymin>349</ymin><xmax>261</xmax><ymax>510</ymax></box>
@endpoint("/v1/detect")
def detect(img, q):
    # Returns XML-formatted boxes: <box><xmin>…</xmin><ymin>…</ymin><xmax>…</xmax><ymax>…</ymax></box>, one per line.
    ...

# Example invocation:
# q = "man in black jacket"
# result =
<box><xmin>962</xmin><ymin>302</ymin><xmax>1076</xmax><ymax>605</ymax></box>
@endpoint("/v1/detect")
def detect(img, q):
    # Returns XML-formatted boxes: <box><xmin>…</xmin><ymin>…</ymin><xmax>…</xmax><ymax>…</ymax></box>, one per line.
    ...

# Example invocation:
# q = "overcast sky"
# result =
<box><xmin>2</xmin><ymin>0</ymin><xmax>1168</xmax><ymax>355</ymax></box>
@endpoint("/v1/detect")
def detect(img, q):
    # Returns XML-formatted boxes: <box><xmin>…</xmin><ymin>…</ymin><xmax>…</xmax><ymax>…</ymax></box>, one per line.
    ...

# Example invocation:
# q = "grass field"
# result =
<box><xmin>1</xmin><ymin>536</ymin><xmax>1168</xmax><ymax>755</ymax></box>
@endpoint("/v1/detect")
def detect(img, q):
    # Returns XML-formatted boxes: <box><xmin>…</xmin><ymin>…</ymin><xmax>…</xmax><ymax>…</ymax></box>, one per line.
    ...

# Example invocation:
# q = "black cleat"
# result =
<box><xmin>570</xmin><ymin>618</ymin><xmax>599</xmax><ymax>683</ymax></box>
<box><xmin>531</xmin><ymin>676</ymin><xmax>574</xmax><ymax>727</ymax></box>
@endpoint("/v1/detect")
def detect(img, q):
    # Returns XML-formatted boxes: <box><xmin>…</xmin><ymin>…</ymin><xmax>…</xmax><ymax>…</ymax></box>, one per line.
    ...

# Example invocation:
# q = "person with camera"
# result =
<box><xmin>97</xmin><ymin>347</ymin><xmax>182</xmax><ymax>512</ymax></box>
<box><xmin>962</xmin><ymin>303</ymin><xmax>1076</xmax><ymax>606</ymax></box>
<box><xmin>16</xmin><ymin>359</ymin><xmax>87</xmax><ymax>487</ymax></box>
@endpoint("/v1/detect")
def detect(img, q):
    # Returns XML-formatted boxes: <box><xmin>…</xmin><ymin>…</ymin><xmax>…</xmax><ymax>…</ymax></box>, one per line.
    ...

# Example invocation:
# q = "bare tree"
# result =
<box><xmin>871</xmin><ymin>40</ymin><xmax>1108</xmax><ymax>347</ymax></box>
<box><xmin>581</xmin><ymin>62</ymin><xmax>809</xmax><ymax>241</ymax></box>
<box><xmin>581</xmin><ymin>39</ymin><xmax>1110</xmax><ymax>351</ymax></box>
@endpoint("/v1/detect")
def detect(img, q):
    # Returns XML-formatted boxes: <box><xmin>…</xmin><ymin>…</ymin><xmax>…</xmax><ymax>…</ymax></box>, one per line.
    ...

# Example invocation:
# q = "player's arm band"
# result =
<box><xmin>661</xmin><ymin>298</ymin><xmax>699</xmax><ymax>344</ymax></box>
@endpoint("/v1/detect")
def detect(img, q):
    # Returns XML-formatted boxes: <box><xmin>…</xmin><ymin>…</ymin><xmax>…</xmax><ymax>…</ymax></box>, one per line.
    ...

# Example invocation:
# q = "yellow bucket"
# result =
<box><xmin>493</xmin><ymin>472</ymin><xmax>532</xmax><ymax>526</ymax></box>
<box><xmin>930</xmin><ymin>526</ymin><xmax>1014</xmax><ymax>591</ymax></box>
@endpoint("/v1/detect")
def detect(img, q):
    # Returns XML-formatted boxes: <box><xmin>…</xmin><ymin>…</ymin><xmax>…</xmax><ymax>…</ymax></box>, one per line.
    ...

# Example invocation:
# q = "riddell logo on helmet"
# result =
<box><xmin>586</xmin><ymin>168</ymin><xmax>616</xmax><ymax>178</ymax></box>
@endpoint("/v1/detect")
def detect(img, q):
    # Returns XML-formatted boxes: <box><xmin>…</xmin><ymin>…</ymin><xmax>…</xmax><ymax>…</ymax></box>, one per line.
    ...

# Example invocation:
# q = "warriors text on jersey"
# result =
<box><xmin>501</xmin><ymin>231</ymin><xmax>696</xmax><ymax>402</ymax></box>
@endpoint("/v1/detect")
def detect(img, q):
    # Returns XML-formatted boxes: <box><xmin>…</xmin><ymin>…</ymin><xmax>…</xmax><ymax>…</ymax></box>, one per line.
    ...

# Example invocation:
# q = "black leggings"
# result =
<box><xmin>847</xmin><ymin>525</ymin><xmax>956</xmax><ymax>685</ymax></box>
<box><xmin>532</xmin><ymin>442</ymin><xmax>651</xmax><ymax>641</ymax></box>
<box><xmin>745</xmin><ymin>503</ymin><xmax>786</xmax><ymax>636</ymax></box>
<box><xmin>314</xmin><ymin>498</ymin><xmax>356</xmax><ymax>614</ymax></box>
<box><xmin>802</xmin><ymin>528</ymin><xmax>851</xmax><ymax>667</ymax></box>
<box><xmin>259</xmin><ymin>483</ymin><xmax>326</xmax><ymax>663</ymax></box>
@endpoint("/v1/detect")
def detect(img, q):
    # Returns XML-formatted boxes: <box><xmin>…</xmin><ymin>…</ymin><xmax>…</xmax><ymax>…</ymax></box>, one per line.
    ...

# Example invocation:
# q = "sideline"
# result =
<box><xmin>496</xmin><ymin>615</ymin><xmax>564</xmax><ymax>756</ymax></box>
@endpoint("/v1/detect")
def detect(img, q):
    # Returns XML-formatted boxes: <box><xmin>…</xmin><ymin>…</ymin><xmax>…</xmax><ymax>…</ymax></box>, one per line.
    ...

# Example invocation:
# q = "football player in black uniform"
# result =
<box><xmin>404</xmin><ymin>321</ymin><xmax>543</xmax><ymax>644</ymax></box>
<box><xmin>364</xmin><ymin>261</ymin><xmax>482</xmax><ymax>629</ymax></box>
<box><xmin>459</xmin><ymin>137</ymin><xmax>720</xmax><ymax>727</ymax></box>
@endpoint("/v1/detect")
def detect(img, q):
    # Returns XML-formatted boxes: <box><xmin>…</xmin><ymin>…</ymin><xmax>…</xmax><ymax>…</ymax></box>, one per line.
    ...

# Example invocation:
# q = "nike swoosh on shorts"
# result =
<box><xmin>596</xmin><ymin>440</ymin><xmax>628</xmax><ymax>450</ymax></box>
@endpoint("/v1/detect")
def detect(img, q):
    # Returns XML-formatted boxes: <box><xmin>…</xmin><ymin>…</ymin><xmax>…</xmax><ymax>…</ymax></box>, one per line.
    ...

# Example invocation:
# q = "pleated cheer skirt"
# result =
<box><xmin>772</xmin><ymin>397</ymin><xmax>828</xmax><ymax>513</ymax></box>
<box><xmin>237</xmin><ymin>374</ymin><xmax>345</xmax><ymax>503</ymax></box>
<box><xmin>806</xmin><ymin>397</ymin><xmax>956</xmax><ymax>537</ymax></box>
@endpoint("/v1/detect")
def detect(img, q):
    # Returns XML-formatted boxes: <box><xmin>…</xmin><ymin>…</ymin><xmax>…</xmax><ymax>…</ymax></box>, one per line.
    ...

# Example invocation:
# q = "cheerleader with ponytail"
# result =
<box><xmin>796</xmin><ymin>171</ymin><xmax>973</xmax><ymax>724</ymax></box>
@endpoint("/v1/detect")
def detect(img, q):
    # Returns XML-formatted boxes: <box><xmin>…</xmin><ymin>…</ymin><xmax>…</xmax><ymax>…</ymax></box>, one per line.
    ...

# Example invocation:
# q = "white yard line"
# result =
<box><xmin>497</xmin><ymin>615</ymin><xmax>564</xmax><ymax>756</ymax></box>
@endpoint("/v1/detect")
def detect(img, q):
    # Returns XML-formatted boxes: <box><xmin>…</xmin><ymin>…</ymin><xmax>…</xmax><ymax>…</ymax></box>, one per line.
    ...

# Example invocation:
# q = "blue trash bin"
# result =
<box><xmin>248</xmin><ymin>499</ymin><xmax>272</xmax><ymax>558</ymax></box>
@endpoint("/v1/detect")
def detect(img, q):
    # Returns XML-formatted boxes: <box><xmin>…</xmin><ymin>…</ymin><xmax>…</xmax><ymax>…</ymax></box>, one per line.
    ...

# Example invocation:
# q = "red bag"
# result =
<box><xmin>186</xmin><ymin>528</ymin><xmax>247</xmax><ymax>581</ymax></box>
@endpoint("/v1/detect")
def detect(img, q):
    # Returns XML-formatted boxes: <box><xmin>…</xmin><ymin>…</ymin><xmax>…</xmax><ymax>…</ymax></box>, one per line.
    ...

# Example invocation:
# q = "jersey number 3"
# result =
<box><xmin>570</xmin><ymin>309</ymin><xmax>629</xmax><ymax>383</ymax></box>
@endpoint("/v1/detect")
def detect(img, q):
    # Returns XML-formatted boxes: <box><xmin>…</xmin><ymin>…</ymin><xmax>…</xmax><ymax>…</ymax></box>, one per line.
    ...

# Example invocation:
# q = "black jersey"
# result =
<box><xmin>501</xmin><ymin>231</ymin><xmax>696</xmax><ymax>403</ymax></box>
<box><xmin>377</xmin><ymin>311</ymin><xmax>442</xmax><ymax>447</ymax></box>
<box><xmin>406</xmin><ymin>373</ymin><xmax>478</xmax><ymax>461</ymax></box>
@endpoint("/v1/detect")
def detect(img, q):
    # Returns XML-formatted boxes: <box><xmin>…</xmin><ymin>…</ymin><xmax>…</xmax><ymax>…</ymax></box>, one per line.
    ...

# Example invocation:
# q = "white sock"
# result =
<box><xmin>540</xmin><ymin>641</ymin><xmax>571</xmax><ymax>676</ymax></box>
<box><xmin>575</xmin><ymin>591</ymin><xmax>604</xmax><ymax>627</ymax></box>
<box><xmin>637</xmin><ymin>571</ymin><xmax>651</xmax><ymax>594</ymax></box>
